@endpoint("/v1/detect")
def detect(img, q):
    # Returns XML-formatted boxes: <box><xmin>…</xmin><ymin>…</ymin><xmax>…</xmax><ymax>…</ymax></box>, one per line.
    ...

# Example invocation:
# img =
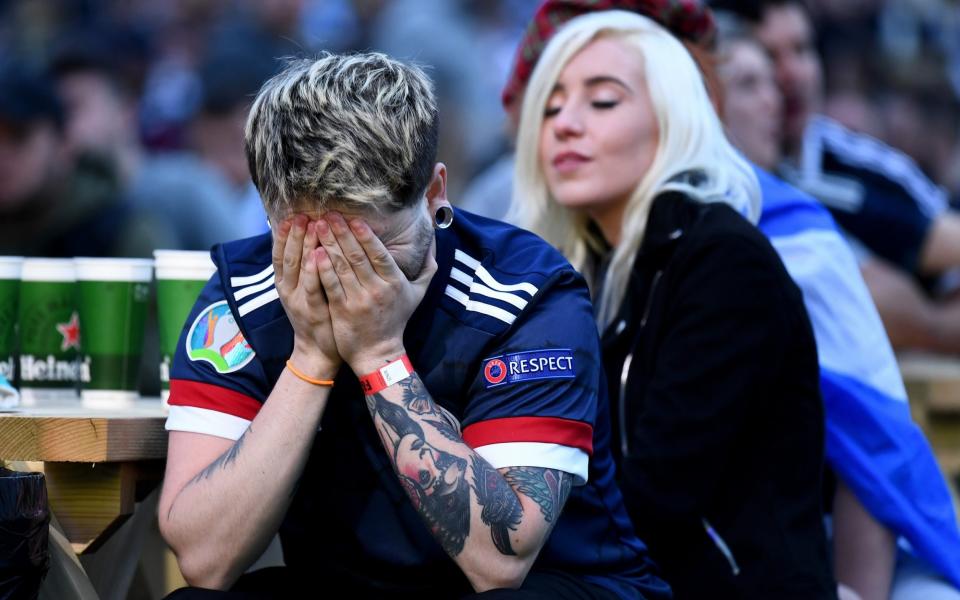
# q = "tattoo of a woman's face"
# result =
<box><xmin>368</xmin><ymin>389</ymin><xmax>471</xmax><ymax>557</ymax></box>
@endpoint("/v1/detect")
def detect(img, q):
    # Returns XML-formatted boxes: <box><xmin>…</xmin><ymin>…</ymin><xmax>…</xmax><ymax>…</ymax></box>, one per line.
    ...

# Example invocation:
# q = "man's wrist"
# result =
<box><xmin>289</xmin><ymin>348</ymin><xmax>340</xmax><ymax>381</ymax></box>
<box><xmin>349</xmin><ymin>341</ymin><xmax>407</xmax><ymax>378</ymax></box>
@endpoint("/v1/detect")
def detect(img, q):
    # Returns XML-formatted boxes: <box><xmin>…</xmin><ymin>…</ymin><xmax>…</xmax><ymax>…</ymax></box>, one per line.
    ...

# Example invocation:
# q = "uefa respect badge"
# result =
<box><xmin>186</xmin><ymin>301</ymin><xmax>255</xmax><ymax>374</ymax></box>
<box><xmin>482</xmin><ymin>348</ymin><xmax>575</xmax><ymax>388</ymax></box>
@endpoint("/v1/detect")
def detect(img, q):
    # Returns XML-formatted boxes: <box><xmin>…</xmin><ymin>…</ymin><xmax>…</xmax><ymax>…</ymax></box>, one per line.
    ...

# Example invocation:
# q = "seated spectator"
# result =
<box><xmin>511</xmin><ymin>10</ymin><xmax>835</xmax><ymax>597</ymax></box>
<box><xmin>49</xmin><ymin>27</ymin><xmax>247</xmax><ymax>251</ymax></box>
<box><xmin>713</xmin><ymin>0</ymin><xmax>960</xmax><ymax>354</ymax></box>
<box><xmin>0</xmin><ymin>65</ymin><xmax>159</xmax><ymax>257</ymax></box>
<box><xmin>158</xmin><ymin>52</ymin><xmax>670</xmax><ymax>599</ymax></box>
<box><xmin>712</xmin><ymin>8</ymin><xmax>960</xmax><ymax>599</ymax></box>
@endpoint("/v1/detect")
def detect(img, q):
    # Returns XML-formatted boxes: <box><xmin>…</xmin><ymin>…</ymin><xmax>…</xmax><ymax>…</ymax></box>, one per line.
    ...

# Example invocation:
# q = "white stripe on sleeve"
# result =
<box><xmin>165</xmin><ymin>405</ymin><xmax>251</xmax><ymax>441</ymax></box>
<box><xmin>473</xmin><ymin>442</ymin><xmax>589</xmax><ymax>485</ymax></box>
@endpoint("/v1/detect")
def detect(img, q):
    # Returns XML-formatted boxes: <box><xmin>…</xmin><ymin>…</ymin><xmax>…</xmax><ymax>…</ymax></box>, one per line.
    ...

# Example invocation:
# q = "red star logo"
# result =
<box><xmin>56</xmin><ymin>311</ymin><xmax>81</xmax><ymax>351</ymax></box>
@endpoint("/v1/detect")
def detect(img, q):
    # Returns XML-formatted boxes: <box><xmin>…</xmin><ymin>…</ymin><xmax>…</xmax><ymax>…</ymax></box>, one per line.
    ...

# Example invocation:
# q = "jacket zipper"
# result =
<box><xmin>702</xmin><ymin>518</ymin><xmax>741</xmax><ymax>576</ymax></box>
<box><xmin>618</xmin><ymin>270</ymin><xmax>663</xmax><ymax>457</ymax></box>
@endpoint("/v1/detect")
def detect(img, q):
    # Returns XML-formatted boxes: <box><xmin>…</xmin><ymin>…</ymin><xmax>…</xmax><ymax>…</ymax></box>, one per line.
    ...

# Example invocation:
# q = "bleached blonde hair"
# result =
<box><xmin>511</xmin><ymin>11</ymin><xmax>760</xmax><ymax>327</ymax></box>
<box><xmin>245</xmin><ymin>53</ymin><xmax>439</xmax><ymax>216</ymax></box>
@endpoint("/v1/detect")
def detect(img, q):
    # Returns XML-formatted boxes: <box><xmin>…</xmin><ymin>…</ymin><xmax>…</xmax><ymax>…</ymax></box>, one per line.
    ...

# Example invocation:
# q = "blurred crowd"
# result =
<box><xmin>2</xmin><ymin>0</ymin><xmax>960</xmax><ymax>354</ymax></box>
<box><xmin>0</xmin><ymin>0</ymin><xmax>538</xmax><ymax>256</ymax></box>
<box><xmin>1</xmin><ymin>0</ymin><xmax>956</xmax><ymax>257</ymax></box>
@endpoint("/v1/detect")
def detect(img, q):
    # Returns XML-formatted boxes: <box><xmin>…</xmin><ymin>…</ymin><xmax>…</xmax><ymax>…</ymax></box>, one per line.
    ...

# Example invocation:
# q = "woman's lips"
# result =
<box><xmin>552</xmin><ymin>152</ymin><xmax>592</xmax><ymax>173</ymax></box>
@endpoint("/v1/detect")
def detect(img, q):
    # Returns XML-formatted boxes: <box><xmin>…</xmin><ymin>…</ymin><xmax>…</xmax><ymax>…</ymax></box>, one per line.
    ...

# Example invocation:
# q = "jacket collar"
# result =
<box><xmin>637</xmin><ymin>191</ymin><xmax>705</xmax><ymax>264</ymax></box>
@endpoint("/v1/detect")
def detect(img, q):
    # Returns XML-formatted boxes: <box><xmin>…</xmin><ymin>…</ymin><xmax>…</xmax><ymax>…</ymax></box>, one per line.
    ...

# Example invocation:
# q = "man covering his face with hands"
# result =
<box><xmin>157</xmin><ymin>52</ymin><xmax>668</xmax><ymax>600</ymax></box>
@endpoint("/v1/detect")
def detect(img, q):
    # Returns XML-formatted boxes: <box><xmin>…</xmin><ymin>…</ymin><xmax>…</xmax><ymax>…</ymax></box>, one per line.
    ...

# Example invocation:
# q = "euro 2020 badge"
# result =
<box><xmin>186</xmin><ymin>301</ymin><xmax>255</xmax><ymax>374</ymax></box>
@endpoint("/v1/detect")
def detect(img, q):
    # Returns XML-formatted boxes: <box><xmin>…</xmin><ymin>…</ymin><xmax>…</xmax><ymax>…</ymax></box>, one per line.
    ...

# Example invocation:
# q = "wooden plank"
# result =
<box><xmin>45</xmin><ymin>462</ymin><xmax>135</xmax><ymax>554</ymax></box>
<box><xmin>0</xmin><ymin>400</ymin><xmax>167</xmax><ymax>462</ymax></box>
<box><xmin>899</xmin><ymin>352</ymin><xmax>960</xmax><ymax>414</ymax></box>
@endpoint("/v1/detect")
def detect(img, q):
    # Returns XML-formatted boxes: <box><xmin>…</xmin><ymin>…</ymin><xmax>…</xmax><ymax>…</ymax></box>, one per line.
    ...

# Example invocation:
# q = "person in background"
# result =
<box><xmin>0</xmin><ymin>64</ymin><xmax>159</xmax><ymax>258</ymax></box>
<box><xmin>187</xmin><ymin>46</ymin><xmax>276</xmax><ymax>239</ymax></box>
<box><xmin>49</xmin><ymin>27</ymin><xmax>246</xmax><ymax>251</ymax></box>
<box><xmin>712</xmin><ymin>0</ymin><xmax>960</xmax><ymax>354</ymax></box>
<box><xmin>511</xmin><ymin>10</ymin><xmax>835</xmax><ymax>597</ymax></box>
<box><xmin>712</xmin><ymin>10</ymin><xmax>960</xmax><ymax>599</ymax></box>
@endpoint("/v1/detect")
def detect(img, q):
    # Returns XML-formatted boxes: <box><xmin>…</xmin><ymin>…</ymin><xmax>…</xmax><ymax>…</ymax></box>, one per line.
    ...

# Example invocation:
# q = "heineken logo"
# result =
<box><xmin>20</xmin><ymin>355</ymin><xmax>81</xmax><ymax>382</ymax></box>
<box><xmin>186</xmin><ymin>301</ymin><xmax>255</xmax><ymax>374</ymax></box>
<box><xmin>56</xmin><ymin>311</ymin><xmax>81</xmax><ymax>351</ymax></box>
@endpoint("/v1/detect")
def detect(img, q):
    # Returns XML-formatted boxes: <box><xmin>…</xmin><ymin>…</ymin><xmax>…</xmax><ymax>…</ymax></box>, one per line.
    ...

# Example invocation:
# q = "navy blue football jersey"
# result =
<box><xmin>167</xmin><ymin>208</ymin><xmax>669</xmax><ymax>598</ymax></box>
<box><xmin>781</xmin><ymin>115</ymin><xmax>949</xmax><ymax>274</ymax></box>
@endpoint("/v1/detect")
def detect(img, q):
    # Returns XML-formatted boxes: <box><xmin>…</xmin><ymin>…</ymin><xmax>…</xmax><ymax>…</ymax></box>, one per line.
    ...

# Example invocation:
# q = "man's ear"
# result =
<box><xmin>425</xmin><ymin>162</ymin><xmax>448</xmax><ymax>213</ymax></box>
<box><xmin>425</xmin><ymin>163</ymin><xmax>454</xmax><ymax>229</ymax></box>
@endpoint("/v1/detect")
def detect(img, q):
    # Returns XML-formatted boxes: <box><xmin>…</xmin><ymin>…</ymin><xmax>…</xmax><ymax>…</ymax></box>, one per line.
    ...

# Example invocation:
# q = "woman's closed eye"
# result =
<box><xmin>544</xmin><ymin>104</ymin><xmax>562</xmax><ymax>118</ymax></box>
<box><xmin>591</xmin><ymin>99</ymin><xmax>619</xmax><ymax>110</ymax></box>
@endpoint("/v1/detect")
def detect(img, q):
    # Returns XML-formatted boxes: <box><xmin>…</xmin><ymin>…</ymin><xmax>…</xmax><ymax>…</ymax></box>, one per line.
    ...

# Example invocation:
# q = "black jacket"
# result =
<box><xmin>601</xmin><ymin>192</ymin><xmax>836</xmax><ymax>599</ymax></box>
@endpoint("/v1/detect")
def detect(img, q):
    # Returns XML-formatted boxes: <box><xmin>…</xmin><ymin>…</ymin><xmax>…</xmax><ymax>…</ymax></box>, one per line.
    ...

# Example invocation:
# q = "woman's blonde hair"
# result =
<box><xmin>510</xmin><ymin>10</ymin><xmax>760</xmax><ymax>328</ymax></box>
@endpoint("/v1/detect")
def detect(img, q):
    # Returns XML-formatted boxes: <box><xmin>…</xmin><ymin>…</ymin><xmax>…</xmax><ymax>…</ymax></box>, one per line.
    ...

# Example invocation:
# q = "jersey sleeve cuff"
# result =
<box><xmin>165</xmin><ymin>405</ymin><xmax>251</xmax><ymax>441</ymax></box>
<box><xmin>473</xmin><ymin>442</ymin><xmax>589</xmax><ymax>485</ymax></box>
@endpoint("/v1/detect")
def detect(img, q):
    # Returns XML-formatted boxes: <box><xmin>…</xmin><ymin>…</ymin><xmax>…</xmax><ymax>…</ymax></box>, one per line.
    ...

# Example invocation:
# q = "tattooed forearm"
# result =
<box><xmin>502</xmin><ymin>467</ymin><xmax>572</xmax><ymax>524</ymax></box>
<box><xmin>471</xmin><ymin>456</ymin><xmax>523</xmax><ymax>556</ymax></box>
<box><xmin>186</xmin><ymin>426</ymin><xmax>252</xmax><ymax>487</ymax></box>
<box><xmin>167</xmin><ymin>426</ymin><xmax>253</xmax><ymax>520</ymax></box>
<box><xmin>367</xmin><ymin>388</ymin><xmax>471</xmax><ymax>557</ymax></box>
<box><xmin>399</xmin><ymin>376</ymin><xmax>435</xmax><ymax>415</ymax></box>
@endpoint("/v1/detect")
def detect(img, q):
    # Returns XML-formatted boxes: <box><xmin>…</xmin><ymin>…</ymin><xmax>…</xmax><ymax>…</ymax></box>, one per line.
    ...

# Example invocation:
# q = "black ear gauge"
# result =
<box><xmin>434</xmin><ymin>205</ymin><xmax>454</xmax><ymax>229</ymax></box>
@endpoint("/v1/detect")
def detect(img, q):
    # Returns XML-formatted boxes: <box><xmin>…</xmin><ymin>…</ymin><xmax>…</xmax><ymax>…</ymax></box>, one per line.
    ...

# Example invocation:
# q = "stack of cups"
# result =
<box><xmin>18</xmin><ymin>259</ymin><xmax>79</xmax><ymax>405</ymax></box>
<box><xmin>74</xmin><ymin>258</ymin><xmax>153</xmax><ymax>409</ymax></box>
<box><xmin>0</xmin><ymin>257</ymin><xmax>23</xmax><ymax>408</ymax></box>
<box><xmin>154</xmin><ymin>250</ymin><xmax>216</xmax><ymax>410</ymax></box>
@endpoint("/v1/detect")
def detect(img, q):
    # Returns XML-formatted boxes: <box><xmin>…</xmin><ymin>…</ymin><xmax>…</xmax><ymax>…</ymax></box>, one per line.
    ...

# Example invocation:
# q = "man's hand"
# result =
<box><xmin>313</xmin><ymin>212</ymin><xmax>436</xmax><ymax>375</ymax></box>
<box><xmin>272</xmin><ymin>214</ymin><xmax>340</xmax><ymax>379</ymax></box>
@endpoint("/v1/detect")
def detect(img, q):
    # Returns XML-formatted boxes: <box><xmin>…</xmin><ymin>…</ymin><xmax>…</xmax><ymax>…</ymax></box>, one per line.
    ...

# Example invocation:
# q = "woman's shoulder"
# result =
<box><xmin>651</xmin><ymin>191</ymin><xmax>779</xmax><ymax>264</ymax></box>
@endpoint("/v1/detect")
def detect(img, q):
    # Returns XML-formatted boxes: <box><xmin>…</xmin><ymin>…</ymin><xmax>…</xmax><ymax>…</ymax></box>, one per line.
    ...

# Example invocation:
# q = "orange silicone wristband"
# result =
<box><xmin>285</xmin><ymin>360</ymin><xmax>335</xmax><ymax>386</ymax></box>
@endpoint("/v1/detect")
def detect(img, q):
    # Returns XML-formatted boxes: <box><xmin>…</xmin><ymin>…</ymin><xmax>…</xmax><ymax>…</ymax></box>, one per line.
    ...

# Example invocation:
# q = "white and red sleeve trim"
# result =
<box><xmin>165</xmin><ymin>379</ymin><xmax>261</xmax><ymax>441</ymax></box>
<box><xmin>462</xmin><ymin>416</ymin><xmax>593</xmax><ymax>485</ymax></box>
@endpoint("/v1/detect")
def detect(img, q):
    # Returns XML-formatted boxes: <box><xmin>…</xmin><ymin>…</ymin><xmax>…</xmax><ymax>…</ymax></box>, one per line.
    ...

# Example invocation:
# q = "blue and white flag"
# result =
<box><xmin>756</xmin><ymin>165</ymin><xmax>960</xmax><ymax>586</ymax></box>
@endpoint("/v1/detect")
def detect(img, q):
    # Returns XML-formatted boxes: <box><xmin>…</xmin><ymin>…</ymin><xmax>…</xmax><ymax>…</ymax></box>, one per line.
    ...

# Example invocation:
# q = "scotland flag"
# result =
<box><xmin>756</xmin><ymin>166</ymin><xmax>960</xmax><ymax>586</ymax></box>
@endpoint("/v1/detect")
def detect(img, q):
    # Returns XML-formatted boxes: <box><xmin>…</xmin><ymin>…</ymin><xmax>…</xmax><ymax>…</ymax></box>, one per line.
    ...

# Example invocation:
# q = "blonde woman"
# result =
<box><xmin>512</xmin><ymin>11</ymin><xmax>836</xmax><ymax>599</ymax></box>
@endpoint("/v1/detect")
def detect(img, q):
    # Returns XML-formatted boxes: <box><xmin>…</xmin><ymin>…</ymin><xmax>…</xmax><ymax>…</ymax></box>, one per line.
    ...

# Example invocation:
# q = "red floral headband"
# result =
<box><xmin>501</xmin><ymin>0</ymin><xmax>716</xmax><ymax>109</ymax></box>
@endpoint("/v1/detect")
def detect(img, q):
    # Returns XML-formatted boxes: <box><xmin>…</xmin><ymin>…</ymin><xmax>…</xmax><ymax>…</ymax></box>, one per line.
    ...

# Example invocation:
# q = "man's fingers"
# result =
<box><xmin>271</xmin><ymin>219</ymin><xmax>292</xmax><ymax>286</ymax></box>
<box><xmin>300</xmin><ymin>222</ymin><xmax>323</xmax><ymax>297</ymax></box>
<box><xmin>327</xmin><ymin>213</ymin><xmax>378</xmax><ymax>286</ymax></box>
<box><xmin>316</xmin><ymin>217</ymin><xmax>362</xmax><ymax>298</ymax></box>
<box><xmin>281</xmin><ymin>214</ymin><xmax>308</xmax><ymax>292</ymax></box>
<box><xmin>314</xmin><ymin>246</ymin><xmax>346</xmax><ymax>304</ymax></box>
<box><xmin>350</xmin><ymin>218</ymin><xmax>404</xmax><ymax>281</ymax></box>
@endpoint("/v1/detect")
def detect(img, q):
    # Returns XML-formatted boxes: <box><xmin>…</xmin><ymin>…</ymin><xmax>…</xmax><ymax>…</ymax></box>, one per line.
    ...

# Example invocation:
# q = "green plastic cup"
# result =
<box><xmin>18</xmin><ymin>259</ymin><xmax>79</xmax><ymax>404</ymax></box>
<box><xmin>74</xmin><ymin>258</ymin><xmax>153</xmax><ymax>408</ymax></box>
<box><xmin>154</xmin><ymin>250</ymin><xmax>216</xmax><ymax>407</ymax></box>
<box><xmin>0</xmin><ymin>257</ymin><xmax>23</xmax><ymax>406</ymax></box>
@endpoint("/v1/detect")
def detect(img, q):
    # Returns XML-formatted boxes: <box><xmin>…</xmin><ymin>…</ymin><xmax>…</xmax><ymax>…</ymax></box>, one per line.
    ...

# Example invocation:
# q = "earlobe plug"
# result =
<box><xmin>434</xmin><ymin>205</ymin><xmax>454</xmax><ymax>229</ymax></box>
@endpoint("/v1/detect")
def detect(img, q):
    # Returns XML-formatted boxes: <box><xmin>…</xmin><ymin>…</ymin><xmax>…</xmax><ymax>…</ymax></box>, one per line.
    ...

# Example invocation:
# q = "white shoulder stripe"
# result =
<box><xmin>449</xmin><ymin>267</ymin><xmax>528</xmax><ymax>310</ymax></box>
<box><xmin>454</xmin><ymin>249</ymin><xmax>481</xmax><ymax>270</ymax></box>
<box><xmin>230</xmin><ymin>264</ymin><xmax>274</xmax><ymax>288</ymax></box>
<box><xmin>238</xmin><ymin>287</ymin><xmax>279</xmax><ymax>317</ymax></box>
<box><xmin>444</xmin><ymin>285</ymin><xmax>518</xmax><ymax>325</ymax></box>
<box><xmin>475</xmin><ymin>266</ymin><xmax>538</xmax><ymax>296</ymax></box>
<box><xmin>808</xmin><ymin>117</ymin><xmax>947</xmax><ymax>217</ymax></box>
<box><xmin>234</xmin><ymin>275</ymin><xmax>276</xmax><ymax>301</ymax></box>
<box><xmin>470</xmin><ymin>282</ymin><xmax>528</xmax><ymax>310</ymax></box>
<box><xmin>450</xmin><ymin>267</ymin><xmax>474</xmax><ymax>287</ymax></box>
